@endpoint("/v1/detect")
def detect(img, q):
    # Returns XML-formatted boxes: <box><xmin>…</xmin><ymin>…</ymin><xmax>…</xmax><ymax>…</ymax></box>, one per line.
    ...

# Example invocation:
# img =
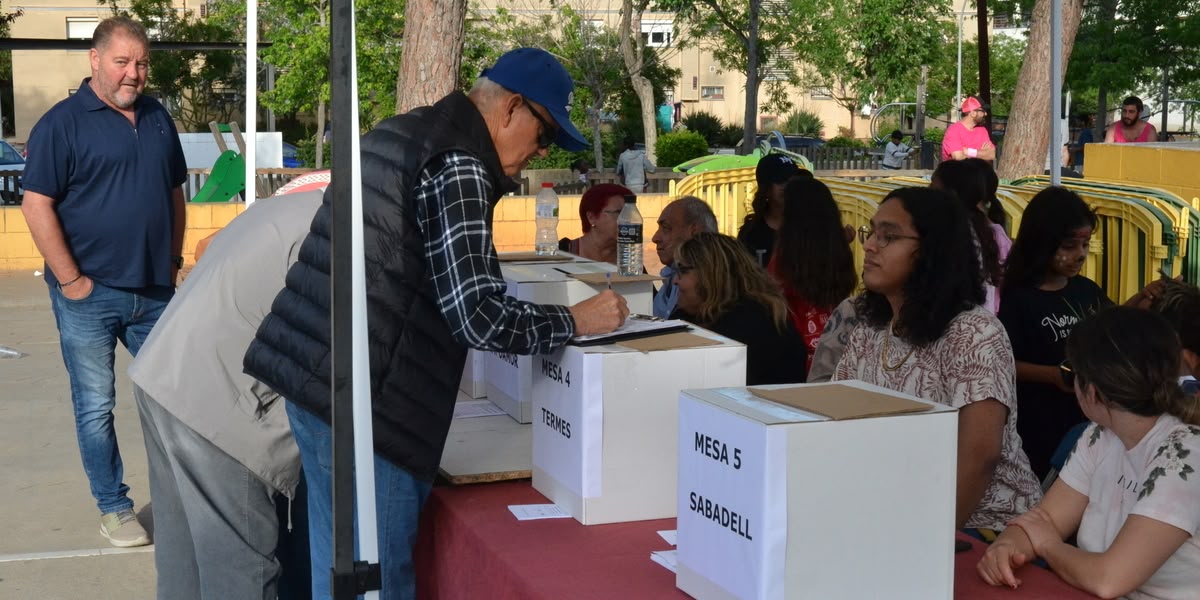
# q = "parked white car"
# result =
<box><xmin>0</xmin><ymin>140</ymin><xmax>25</xmax><ymax>205</ymax></box>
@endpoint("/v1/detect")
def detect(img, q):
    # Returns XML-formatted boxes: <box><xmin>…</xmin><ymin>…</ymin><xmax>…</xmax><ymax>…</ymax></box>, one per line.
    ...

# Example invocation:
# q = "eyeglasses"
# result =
<box><xmin>857</xmin><ymin>225</ymin><xmax>920</xmax><ymax>248</ymax></box>
<box><xmin>1059</xmin><ymin>360</ymin><xmax>1075</xmax><ymax>389</ymax></box>
<box><xmin>521</xmin><ymin>96</ymin><xmax>558</xmax><ymax>149</ymax></box>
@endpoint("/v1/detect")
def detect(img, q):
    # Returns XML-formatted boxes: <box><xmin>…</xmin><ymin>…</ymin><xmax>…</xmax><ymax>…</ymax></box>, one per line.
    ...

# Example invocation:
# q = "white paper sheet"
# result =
<box><xmin>507</xmin><ymin>504</ymin><xmax>572</xmax><ymax>521</ymax></box>
<box><xmin>453</xmin><ymin>399</ymin><xmax>507</xmax><ymax>419</ymax></box>
<box><xmin>570</xmin><ymin>318</ymin><xmax>690</xmax><ymax>344</ymax></box>
<box><xmin>658</xmin><ymin>530</ymin><xmax>677</xmax><ymax>546</ymax></box>
<box><xmin>650</xmin><ymin>550</ymin><xmax>678</xmax><ymax>573</ymax></box>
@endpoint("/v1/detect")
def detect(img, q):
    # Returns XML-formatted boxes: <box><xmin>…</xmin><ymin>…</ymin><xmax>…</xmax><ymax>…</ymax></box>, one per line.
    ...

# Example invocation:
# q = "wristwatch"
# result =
<box><xmin>171</xmin><ymin>255</ymin><xmax>184</xmax><ymax>269</ymax></box>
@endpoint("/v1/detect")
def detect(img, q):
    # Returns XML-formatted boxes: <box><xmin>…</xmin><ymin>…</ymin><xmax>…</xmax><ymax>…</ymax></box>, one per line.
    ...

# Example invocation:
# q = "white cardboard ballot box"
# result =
<box><xmin>485</xmin><ymin>260</ymin><xmax>655</xmax><ymax>423</ymax></box>
<box><xmin>531</xmin><ymin>328</ymin><xmax>747</xmax><ymax>525</ymax></box>
<box><xmin>459</xmin><ymin>350</ymin><xmax>487</xmax><ymax>398</ymax></box>
<box><xmin>676</xmin><ymin>381</ymin><xmax>958</xmax><ymax>600</ymax></box>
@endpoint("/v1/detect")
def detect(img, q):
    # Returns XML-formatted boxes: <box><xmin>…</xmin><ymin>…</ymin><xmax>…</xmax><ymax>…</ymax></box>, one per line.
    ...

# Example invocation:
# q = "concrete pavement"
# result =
<box><xmin>0</xmin><ymin>271</ymin><xmax>155</xmax><ymax>599</ymax></box>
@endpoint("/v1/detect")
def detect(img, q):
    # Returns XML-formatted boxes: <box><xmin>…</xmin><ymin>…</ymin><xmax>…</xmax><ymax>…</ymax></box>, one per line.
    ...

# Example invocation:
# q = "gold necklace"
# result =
<box><xmin>881</xmin><ymin>323</ymin><xmax>915</xmax><ymax>372</ymax></box>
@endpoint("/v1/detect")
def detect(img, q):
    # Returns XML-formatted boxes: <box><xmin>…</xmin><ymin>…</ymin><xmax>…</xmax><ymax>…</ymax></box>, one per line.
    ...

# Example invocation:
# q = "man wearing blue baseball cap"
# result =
<box><xmin>244</xmin><ymin>47</ymin><xmax>627</xmax><ymax>599</ymax></box>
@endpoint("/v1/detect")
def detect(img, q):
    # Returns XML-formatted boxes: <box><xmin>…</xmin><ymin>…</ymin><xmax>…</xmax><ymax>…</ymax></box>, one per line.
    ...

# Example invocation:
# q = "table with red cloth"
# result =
<box><xmin>414</xmin><ymin>480</ymin><xmax>1097</xmax><ymax>599</ymax></box>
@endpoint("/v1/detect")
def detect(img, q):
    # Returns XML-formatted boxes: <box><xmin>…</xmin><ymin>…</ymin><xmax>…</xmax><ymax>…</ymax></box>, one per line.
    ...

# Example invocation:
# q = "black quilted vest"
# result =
<box><xmin>243</xmin><ymin>92</ymin><xmax>515</xmax><ymax>481</ymax></box>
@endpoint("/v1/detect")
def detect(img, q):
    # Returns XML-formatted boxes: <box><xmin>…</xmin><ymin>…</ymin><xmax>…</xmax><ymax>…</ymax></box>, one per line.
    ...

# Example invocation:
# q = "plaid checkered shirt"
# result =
<box><xmin>414</xmin><ymin>151</ymin><xmax>576</xmax><ymax>353</ymax></box>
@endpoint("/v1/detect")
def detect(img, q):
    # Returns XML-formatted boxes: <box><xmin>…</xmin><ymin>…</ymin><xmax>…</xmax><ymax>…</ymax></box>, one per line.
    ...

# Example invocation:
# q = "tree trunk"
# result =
<box><xmin>977</xmin><ymin>0</ymin><xmax>992</xmax><ymax>134</ymax></box>
<box><xmin>620</xmin><ymin>0</ymin><xmax>658</xmax><ymax>163</ymax></box>
<box><xmin>741</xmin><ymin>0</ymin><xmax>760</xmax><ymax>155</ymax></box>
<box><xmin>996</xmin><ymin>0</ymin><xmax>1083</xmax><ymax>180</ymax></box>
<box><xmin>590</xmin><ymin>104</ymin><xmax>604</xmax><ymax>172</ymax></box>
<box><xmin>394</xmin><ymin>0</ymin><xmax>467</xmax><ymax>115</ymax></box>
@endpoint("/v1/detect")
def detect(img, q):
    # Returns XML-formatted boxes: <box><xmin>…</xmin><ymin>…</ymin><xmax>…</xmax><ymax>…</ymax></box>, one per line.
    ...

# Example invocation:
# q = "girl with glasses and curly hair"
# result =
<box><xmin>834</xmin><ymin>187</ymin><xmax>1042</xmax><ymax>534</ymax></box>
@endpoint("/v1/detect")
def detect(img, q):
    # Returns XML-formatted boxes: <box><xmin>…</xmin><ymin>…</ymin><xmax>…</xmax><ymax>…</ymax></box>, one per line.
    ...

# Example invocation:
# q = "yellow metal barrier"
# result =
<box><xmin>673</xmin><ymin>167</ymin><xmax>758</xmax><ymax>236</ymax></box>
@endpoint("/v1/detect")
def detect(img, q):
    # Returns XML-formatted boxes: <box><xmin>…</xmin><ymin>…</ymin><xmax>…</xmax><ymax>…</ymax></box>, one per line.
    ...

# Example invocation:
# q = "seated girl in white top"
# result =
<box><xmin>977</xmin><ymin>307</ymin><xmax>1200</xmax><ymax>599</ymax></box>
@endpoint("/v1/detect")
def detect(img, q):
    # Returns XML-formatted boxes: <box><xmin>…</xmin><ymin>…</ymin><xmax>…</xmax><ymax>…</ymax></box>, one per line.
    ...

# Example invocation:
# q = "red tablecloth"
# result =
<box><xmin>414</xmin><ymin>480</ymin><xmax>1097</xmax><ymax>600</ymax></box>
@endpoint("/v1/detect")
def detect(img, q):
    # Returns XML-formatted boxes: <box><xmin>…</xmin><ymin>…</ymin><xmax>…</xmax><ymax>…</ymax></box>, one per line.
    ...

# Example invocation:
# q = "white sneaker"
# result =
<box><xmin>100</xmin><ymin>509</ymin><xmax>151</xmax><ymax>547</ymax></box>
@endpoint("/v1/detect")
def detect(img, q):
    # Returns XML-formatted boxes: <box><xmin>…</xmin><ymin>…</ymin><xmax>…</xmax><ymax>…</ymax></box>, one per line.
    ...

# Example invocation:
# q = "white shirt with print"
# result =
<box><xmin>1059</xmin><ymin>416</ymin><xmax>1200</xmax><ymax>600</ymax></box>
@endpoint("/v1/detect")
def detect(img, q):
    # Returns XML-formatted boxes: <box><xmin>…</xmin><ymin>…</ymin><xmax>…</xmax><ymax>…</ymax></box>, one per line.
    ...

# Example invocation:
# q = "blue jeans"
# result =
<box><xmin>286</xmin><ymin>402</ymin><xmax>431</xmax><ymax>600</ymax></box>
<box><xmin>49</xmin><ymin>281</ymin><xmax>173</xmax><ymax>514</ymax></box>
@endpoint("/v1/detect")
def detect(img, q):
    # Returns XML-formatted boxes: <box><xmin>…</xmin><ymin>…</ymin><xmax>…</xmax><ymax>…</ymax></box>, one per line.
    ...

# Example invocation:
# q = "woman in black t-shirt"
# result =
<box><xmin>670</xmin><ymin>232</ymin><xmax>807</xmax><ymax>385</ymax></box>
<box><xmin>737</xmin><ymin>154</ymin><xmax>807</xmax><ymax>267</ymax></box>
<box><xmin>998</xmin><ymin>187</ymin><xmax>1112</xmax><ymax>481</ymax></box>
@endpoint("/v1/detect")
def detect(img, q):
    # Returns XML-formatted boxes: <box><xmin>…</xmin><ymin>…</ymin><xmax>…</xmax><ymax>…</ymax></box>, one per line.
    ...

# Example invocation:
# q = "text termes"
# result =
<box><xmin>541</xmin><ymin>407</ymin><xmax>571</xmax><ymax>439</ymax></box>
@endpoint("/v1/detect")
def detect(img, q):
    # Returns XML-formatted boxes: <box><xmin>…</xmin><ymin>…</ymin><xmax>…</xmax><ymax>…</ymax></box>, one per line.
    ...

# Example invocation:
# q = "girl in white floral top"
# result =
<box><xmin>978</xmin><ymin>307</ymin><xmax>1200</xmax><ymax>599</ymax></box>
<box><xmin>834</xmin><ymin>187</ymin><xmax>1043</xmax><ymax>532</ymax></box>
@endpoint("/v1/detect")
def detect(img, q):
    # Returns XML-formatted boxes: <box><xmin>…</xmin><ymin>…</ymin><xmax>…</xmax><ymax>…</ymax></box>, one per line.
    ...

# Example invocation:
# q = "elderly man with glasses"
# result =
<box><xmin>244</xmin><ymin>47</ymin><xmax>629</xmax><ymax>599</ymax></box>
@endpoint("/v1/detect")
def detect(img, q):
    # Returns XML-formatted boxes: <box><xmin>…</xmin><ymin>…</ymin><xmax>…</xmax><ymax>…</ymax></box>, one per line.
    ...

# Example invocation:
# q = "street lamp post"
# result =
<box><xmin>955</xmin><ymin>0</ymin><xmax>971</xmax><ymax>122</ymax></box>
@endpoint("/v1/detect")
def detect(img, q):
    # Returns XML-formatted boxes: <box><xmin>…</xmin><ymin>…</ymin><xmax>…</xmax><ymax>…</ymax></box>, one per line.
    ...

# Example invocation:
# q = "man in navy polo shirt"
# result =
<box><xmin>21</xmin><ymin>16</ymin><xmax>186</xmax><ymax>548</ymax></box>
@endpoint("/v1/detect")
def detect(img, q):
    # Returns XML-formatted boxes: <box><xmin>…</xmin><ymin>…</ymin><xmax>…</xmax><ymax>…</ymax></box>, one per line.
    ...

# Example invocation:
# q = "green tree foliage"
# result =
<box><xmin>793</xmin><ymin>0</ymin><xmax>951</xmax><ymax>136</ymax></box>
<box><xmin>927</xmin><ymin>35</ymin><xmax>1026</xmax><ymax>117</ymax></box>
<box><xmin>104</xmin><ymin>0</ymin><xmax>244</xmax><ymax>132</ymax></box>
<box><xmin>655</xmin><ymin>130</ymin><xmax>709</xmax><ymax>168</ymax></box>
<box><xmin>1068</xmin><ymin>0</ymin><xmax>1200</xmax><ymax>100</ymax></box>
<box><xmin>681</xmin><ymin>110</ymin><xmax>723</xmax><ymax>146</ymax></box>
<box><xmin>258</xmin><ymin>0</ymin><xmax>405</xmax><ymax>132</ymax></box>
<box><xmin>656</xmin><ymin>0</ymin><xmax>800</xmax><ymax>150</ymax></box>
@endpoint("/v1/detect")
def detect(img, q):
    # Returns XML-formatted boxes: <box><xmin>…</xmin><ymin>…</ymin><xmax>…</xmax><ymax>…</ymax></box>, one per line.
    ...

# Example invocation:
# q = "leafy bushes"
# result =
<box><xmin>716</xmin><ymin>123</ymin><xmax>745</xmax><ymax>147</ymax></box>
<box><xmin>656</xmin><ymin>131</ymin><xmax>710</xmax><ymax>169</ymax></box>
<box><xmin>681</xmin><ymin>111</ymin><xmax>723</xmax><ymax>146</ymax></box>
<box><xmin>783</xmin><ymin>109</ymin><xmax>824</xmax><ymax>138</ymax></box>
<box><xmin>825</xmin><ymin>136</ymin><xmax>868</xmax><ymax>148</ymax></box>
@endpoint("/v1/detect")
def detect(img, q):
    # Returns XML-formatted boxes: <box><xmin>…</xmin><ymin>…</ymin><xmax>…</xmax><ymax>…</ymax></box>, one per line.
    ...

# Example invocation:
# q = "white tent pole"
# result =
<box><xmin>245</xmin><ymin>0</ymin><xmax>258</xmax><ymax>204</ymax></box>
<box><xmin>1050</xmin><ymin>0</ymin><xmax>1063</xmax><ymax>185</ymax></box>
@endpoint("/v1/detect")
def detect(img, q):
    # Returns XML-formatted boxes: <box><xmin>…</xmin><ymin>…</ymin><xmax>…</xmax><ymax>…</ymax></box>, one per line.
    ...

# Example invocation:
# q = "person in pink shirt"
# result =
<box><xmin>1104</xmin><ymin>96</ymin><xmax>1158</xmax><ymax>143</ymax></box>
<box><xmin>942</xmin><ymin>96</ymin><xmax>996</xmax><ymax>162</ymax></box>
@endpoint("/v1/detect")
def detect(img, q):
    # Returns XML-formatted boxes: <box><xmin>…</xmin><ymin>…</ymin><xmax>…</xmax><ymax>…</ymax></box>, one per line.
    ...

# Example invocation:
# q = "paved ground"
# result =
<box><xmin>0</xmin><ymin>271</ymin><xmax>156</xmax><ymax>599</ymax></box>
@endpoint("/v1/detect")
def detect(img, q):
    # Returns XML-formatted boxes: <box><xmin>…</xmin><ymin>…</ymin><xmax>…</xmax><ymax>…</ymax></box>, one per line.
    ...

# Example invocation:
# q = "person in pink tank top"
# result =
<box><xmin>1104</xmin><ymin>96</ymin><xmax>1158</xmax><ymax>143</ymax></box>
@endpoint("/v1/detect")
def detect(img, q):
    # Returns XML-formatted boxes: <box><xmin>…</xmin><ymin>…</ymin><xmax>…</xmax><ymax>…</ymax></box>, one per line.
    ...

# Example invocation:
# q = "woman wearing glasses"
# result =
<box><xmin>979</xmin><ymin>307</ymin><xmax>1200</xmax><ymax>599</ymax></box>
<box><xmin>671</xmin><ymin>232</ymin><xmax>807</xmax><ymax>385</ymax></box>
<box><xmin>558</xmin><ymin>183</ymin><xmax>632</xmax><ymax>264</ymax></box>
<box><xmin>833</xmin><ymin>187</ymin><xmax>1042</xmax><ymax>533</ymax></box>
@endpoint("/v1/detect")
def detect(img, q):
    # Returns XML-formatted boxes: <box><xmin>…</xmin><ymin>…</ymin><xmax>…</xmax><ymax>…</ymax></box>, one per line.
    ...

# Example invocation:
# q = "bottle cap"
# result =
<box><xmin>624</xmin><ymin>194</ymin><xmax>637</xmax><ymax>204</ymax></box>
<box><xmin>542</xmin><ymin>182</ymin><xmax>554</xmax><ymax>188</ymax></box>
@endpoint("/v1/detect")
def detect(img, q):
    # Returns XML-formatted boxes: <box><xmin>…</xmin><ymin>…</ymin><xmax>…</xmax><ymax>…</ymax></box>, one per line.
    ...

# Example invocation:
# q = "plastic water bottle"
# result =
<box><xmin>535</xmin><ymin>182</ymin><xmax>559</xmax><ymax>255</ymax></box>
<box><xmin>617</xmin><ymin>194</ymin><xmax>643</xmax><ymax>276</ymax></box>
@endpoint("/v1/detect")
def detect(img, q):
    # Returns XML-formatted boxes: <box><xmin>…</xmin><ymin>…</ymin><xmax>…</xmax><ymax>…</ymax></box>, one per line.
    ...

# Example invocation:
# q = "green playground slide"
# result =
<box><xmin>191</xmin><ymin>149</ymin><xmax>245</xmax><ymax>203</ymax></box>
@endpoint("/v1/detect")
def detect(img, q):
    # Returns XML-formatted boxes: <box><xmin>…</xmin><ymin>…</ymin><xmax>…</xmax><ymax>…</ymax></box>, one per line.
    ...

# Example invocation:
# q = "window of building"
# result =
<box><xmin>701</xmin><ymin>86</ymin><xmax>724</xmax><ymax>100</ymax></box>
<box><xmin>641</xmin><ymin>20</ymin><xmax>672</xmax><ymax>47</ymax></box>
<box><xmin>764</xmin><ymin>49</ymin><xmax>796</xmax><ymax>82</ymax></box>
<box><xmin>66</xmin><ymin>17</ymin><xmax>99</xmax><ymax>41</ymax></box>
<box><xmin>810</xmin><ymin>87</ymin><xmax>832</xmax><ymax>100</ymax></box>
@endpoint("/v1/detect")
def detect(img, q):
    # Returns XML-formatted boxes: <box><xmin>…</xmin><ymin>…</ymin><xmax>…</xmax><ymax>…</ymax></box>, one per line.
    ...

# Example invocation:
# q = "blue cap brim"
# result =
<box><xmin>548</xmin><ymin>105</ymin><xmax>588</xmax><ymax>151</ymax></box>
